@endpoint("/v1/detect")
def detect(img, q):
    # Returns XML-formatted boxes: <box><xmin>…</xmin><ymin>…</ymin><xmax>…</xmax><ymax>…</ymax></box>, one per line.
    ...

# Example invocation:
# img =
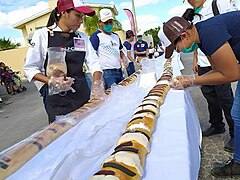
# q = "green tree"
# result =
<box><xmin>0</xmin><ymin>37</ymin><xmax>21</xmax><ymax>51</ymax></box>
<box><xmin>84</xmin><ymin>15</ymin><xmax>99</xmax><ymax>36</ymax></box>
<box><xmin>84</xmin><ymin>8</ymin><xmax>122</xmax><ymax>36</ymax></box>
<box><xmin>144</xmin><ymin>26</ymin><xmax>161</xmax><ymax>46</ymax></box>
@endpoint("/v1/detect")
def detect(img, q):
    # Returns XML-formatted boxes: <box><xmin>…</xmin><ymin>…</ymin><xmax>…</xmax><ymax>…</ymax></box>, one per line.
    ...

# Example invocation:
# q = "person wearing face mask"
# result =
<box><xmin>90</xmin><ymin>8</ymin><xmax>125</xmax><ymax>89</ymax></box>
<box><xmin>123</xmin><ymin>30</ymin><xmax>136</xmax><ymax>76</ymax></box>
<box><xmin>134</xmin><ymin>34</ymin><xmax>149</xmax><ymax>62</ymax></box>
<box><xmin>158</xmin><ymin>11</ymin><xmax>240</xmax><ymax>177</ymax></box>
<box><xmin>24</xmin><ymin>0</ymin><xmax>104</xmax><ymax>123</ymax></box>
<box><xmin>182</xmin><ymin>0</ymin><xmax>236</xmax><ymax>153</ymax></box>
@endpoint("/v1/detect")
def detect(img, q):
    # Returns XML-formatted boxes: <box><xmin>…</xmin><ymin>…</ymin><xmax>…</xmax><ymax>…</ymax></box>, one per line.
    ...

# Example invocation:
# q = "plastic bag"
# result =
<box><xmin>137</xmin><ymin>58</ymin><xmax>157</xmax><ymax>88</ymax></box>
<box><xmin>46</xmin><ymin>47</ymin><xmax>71</xmax><ymax>95</ymax></box>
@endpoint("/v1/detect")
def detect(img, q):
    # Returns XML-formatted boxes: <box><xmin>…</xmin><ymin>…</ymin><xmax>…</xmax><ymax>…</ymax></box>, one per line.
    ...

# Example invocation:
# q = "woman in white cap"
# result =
<box><xmin>158</xmin><ymin>11</ymin><xmax>240</xmax><ymax>177</ymax></box>
<box><xmin>24</xmin><ymin>0</ymin><xmax>104</xmax><ymax>123</ymax></box>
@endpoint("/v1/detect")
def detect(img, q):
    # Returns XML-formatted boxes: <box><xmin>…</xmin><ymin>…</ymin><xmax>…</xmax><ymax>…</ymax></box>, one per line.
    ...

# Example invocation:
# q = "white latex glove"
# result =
<box><xmin>90</xmin><ymin>80</ymin><xmax>107</xmax><ymax>101</ymax></box>
<box><xmin>48</xmin><ymin>76</ymin><xmax>75</xmax><ymax>95</ymax></box>
<box><xmin>170</xmin><ymin>75</ymin><xmax>196</xmax><ymax>90</ymax></box>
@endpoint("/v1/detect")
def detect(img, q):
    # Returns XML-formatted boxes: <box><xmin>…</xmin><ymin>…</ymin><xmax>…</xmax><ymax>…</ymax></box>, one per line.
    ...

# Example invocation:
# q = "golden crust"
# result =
<box><xmin>114</xmin><ymin>140</ymin><xmax>148</xmax><ymax>166</ymax></box>
<box><xmin>127</xmin><ymin>117</ymin><xmax>155</xmax><ymax>133</ymax></box>
<box><xmin>124</xmin><ymin>127</ymin><xmax>151</xmax><ymax>141</ymax></box>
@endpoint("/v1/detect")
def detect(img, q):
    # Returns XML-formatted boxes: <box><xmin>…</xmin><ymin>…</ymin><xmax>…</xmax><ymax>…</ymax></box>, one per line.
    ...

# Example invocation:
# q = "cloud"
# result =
<box><xmin>121</xmin><ymin>14</ymin><xmax>160</xmax><ymax>34</ymax></box>
<box><xmin>119</xmin><ymin>0</ymin><xmax>160</xmax><ymax>9</ymax></box>
<box><xmin>0</xmin><ymin>0</ymin><xmax>47</xmax><ymax>12</ymax></box>
<box><xmin>120</xmin><ymin>4</ymin><xmax>191</xmax><ymax>34</ymax></box>
<box><xmin>12</xmin><ymin>36</ymin><xmax>26</xmax><ymax>47</ymax></box>
<box><xmin>0</xmin><ymin>11</ymin><xmax>9</xmax><ymax>28</ymax></box>
<box><xmin>0</xmin><ymin>1</ymin><xmax>49</xmax><ymax>28</ymax></box>
<box><xmin>167</xmin><ymin>4</ymin><xmax>191</xmax><ymax>17</ymax></box>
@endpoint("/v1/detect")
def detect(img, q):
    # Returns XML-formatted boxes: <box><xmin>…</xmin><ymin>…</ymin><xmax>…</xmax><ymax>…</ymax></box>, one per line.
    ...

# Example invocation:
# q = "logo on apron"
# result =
<box><xmin>74</xmin><ymin>37</ymin><xmax>86</xmax><ymax>52</ymax></box>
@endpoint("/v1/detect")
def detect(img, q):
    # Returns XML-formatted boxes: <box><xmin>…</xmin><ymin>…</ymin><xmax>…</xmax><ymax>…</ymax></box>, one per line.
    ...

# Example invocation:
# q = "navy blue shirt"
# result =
<box><xmin>123</xmin><ymin>41</ymin><xmax>131</xmax><ymax>50</ymax></box>
<box><xmin>158</xmin><ymin>41</ymin><xmax>162</xmax><ymax>47</ymax></box>
<box><xmin>134</xmin><ymin>41</ymin><xmax>148</xmax><ymax>55</ymax></box>
<box><xmin>196</xmin><ymin>11</ymin><xmax>240</xmax><ymax>62</ymax></box>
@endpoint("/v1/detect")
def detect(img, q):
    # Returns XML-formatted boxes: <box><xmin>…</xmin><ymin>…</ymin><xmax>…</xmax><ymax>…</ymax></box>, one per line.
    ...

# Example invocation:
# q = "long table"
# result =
<box><xmin>7</xmin><ymin>57</ymin><xmax>201</xmax><ymax>180</ymax></box>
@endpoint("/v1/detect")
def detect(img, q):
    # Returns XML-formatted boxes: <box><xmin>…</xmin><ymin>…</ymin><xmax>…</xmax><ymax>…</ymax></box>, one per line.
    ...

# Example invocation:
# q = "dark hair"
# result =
<box><xmin>3</xmin><ymin>66</ymin><xmax>9</xmax><ymax>72</ymax></box>
<box><xmin>46</xmin><ymin>7</ymin><xmax>73</xmax><ymax>28</ymax></box>
<box><xmin>126</xmin><ymin>30</ymin><xmax>134</xmax><ymax>39</ymax></box>
<box><xmin>182</xmin><ymin>8</ymin><xmax>202</xmax><ymax>22</ymax></box>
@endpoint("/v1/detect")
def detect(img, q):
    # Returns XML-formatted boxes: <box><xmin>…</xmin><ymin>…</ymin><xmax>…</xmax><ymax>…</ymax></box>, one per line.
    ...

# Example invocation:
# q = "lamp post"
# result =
<box><xmin>131</xmin><ymin>0</ymin><xmax>138</xmax><ymax>33</ymax></box>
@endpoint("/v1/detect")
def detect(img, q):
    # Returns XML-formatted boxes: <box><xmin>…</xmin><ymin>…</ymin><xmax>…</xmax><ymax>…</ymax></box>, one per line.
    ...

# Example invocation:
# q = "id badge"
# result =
<box><xmin>74</xmin><ymin>37</ymin><xmax>86</xmax><ymax>51</ymax></box>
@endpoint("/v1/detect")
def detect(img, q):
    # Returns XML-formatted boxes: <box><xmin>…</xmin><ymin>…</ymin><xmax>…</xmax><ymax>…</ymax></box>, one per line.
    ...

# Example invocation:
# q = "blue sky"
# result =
<box><xmin>0</xmin><ymin>0</ymin><xmax>238</xmax><ymax>46</ymax></box>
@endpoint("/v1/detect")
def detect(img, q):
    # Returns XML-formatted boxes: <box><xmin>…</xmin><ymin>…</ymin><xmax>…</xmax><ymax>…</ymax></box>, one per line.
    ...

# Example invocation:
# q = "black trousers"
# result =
<box><xmin>198</xmin><ymin>66</ymin><xmax>234</xmax><ymax>137</ymax></box>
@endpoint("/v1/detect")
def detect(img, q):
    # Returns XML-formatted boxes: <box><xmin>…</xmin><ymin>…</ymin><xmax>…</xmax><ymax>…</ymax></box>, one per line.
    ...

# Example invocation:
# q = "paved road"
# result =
<box><xmin>181</xmin><ymin>53</ymin><xmax>238</xmax><ymax>180</ymax></box>
<box><xmin>0</xmin><ymin>81</ymin><xmax>48</xmax><ymax>152</ymax></box>
<box><xmin>0</xmin><ymin>55</ymin><xmax>238</xmax><ymax>179</ymax></box>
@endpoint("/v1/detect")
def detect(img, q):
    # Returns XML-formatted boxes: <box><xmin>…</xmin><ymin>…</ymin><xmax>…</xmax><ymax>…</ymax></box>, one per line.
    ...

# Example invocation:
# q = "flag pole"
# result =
<box><xmin>131</xmin><ymin>0</ymin><xmax>138</xmax><ymax>33</ymax></box>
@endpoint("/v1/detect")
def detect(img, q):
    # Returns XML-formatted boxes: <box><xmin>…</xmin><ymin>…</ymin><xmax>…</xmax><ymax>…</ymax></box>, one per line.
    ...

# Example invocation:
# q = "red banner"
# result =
<box><xmin>124</xmin><ymin>8</ymin><xmax>137</xmax><ymax>37</ymax></box>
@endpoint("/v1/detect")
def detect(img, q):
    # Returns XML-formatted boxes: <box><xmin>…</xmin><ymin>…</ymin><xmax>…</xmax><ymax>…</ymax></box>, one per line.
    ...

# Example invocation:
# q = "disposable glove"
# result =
<box><xmin>170</xmin><ymin>75</ymin><xmax>196</xmax><ymax>90</ymax></box>
<box><xmin>90</xmin><ymin>80</ymin><xmax>107</xmax><ymax>101</ymax></box>
<box><xmin>48</xmin><ymin>76</ymin><xmax>75</xmax><ymax>95</ymax></box>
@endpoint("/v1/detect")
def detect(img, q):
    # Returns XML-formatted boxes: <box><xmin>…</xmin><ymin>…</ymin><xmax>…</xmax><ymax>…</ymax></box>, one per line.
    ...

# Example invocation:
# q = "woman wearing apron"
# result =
<box><xmin>24</xmin><ymin>0</ymin><xmax>104</xmax><ymax>123</ymax></box>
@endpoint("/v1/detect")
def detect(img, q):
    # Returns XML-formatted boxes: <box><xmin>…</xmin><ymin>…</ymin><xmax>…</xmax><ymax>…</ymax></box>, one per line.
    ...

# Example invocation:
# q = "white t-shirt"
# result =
<box><xmin>123</xmin><ymin>41</ymin><xmax>135</xmax><ymax>63</ymax></box>
<box><xmin>193</xmin><ymin>0</ymin><xmax>236</xmax><ymax>67</ymax></box>
<box><xmin>90</xmin><ymin>30</ymin><xmax>123</xmax><ymax>70</ymax></box>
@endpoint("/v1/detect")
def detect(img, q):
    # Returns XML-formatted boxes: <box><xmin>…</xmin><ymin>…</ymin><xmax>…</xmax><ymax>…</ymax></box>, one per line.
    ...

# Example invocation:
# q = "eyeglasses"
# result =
<box><xmin>103</xmin><ymin>20</ymin><xmax>113</xmax><ymax>25</ymax></box>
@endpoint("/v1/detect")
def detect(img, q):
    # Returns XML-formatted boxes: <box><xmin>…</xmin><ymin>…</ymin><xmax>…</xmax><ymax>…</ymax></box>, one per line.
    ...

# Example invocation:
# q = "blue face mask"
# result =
<box><xmin>103</xmin><ymin>24</ymin><xmax>113</xmax><ymax>33</ymax></box>
<box><xmin>181</xmin><ymin>29</ymin><xmax>198</xmax><ymax>53</ymax></box>
<box><xmin>181</xmin><ymin>41</ymin><xmax>198</xmax><ymax>53</ymax></box>
<box><xmin>194</xmin><ymin>7</ymin><xmax>203</xmax><ymax>14</ymax></box>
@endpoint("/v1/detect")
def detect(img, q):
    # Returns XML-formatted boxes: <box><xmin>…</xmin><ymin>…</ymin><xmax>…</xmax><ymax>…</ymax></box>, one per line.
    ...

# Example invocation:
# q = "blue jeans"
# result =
<box><xmin>103</xmin><ymin>68</ymin><xmax>123</xmax><ymax>89</ymax></box>
<box><xmin>232</xmin><ymin>81</ymin><xmax>240</xmax><ymax>163</ymax></box>
<box><xmin>84</xmin><ymin>72</ymin><xmax>92</xmax><ymax>89</ymax></box>
<box><xmin>126</xmin><ymin>62</ymin><xmax>135</xmax><ymax>76</ymax></box>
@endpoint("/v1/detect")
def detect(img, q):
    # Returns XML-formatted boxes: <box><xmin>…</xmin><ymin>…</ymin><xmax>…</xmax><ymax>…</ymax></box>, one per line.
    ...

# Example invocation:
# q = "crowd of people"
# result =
<box><xmin>23</xmin><ymin>0</ymin><xmax>165</xmax><ymax>124</ymax></box>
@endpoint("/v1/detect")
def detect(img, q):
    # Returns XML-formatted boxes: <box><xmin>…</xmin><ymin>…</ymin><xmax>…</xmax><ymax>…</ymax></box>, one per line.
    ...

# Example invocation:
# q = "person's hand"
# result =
<box><xmin>141</xmin><ymin>51</ymin><xmax>147</xmax><ymax>55</ymax></box>
<box><xmin>193</xmin><ymin>61</ymin><xmax>198</xmax><ymax>74</ymax></box>
<box><xmin>170</xmin><ymin>75</ymin><xmax>196</xmax><ymax>90</ymax></box>
<box><xmin>90</xmin><ymin>80</ymin><xmax>107</xmax><ymax>101</ymax></box>
<box><xmin>48</xmin><ymin>76</ymin><xmax>75</xmax><ymax>95</ymax></box>
<box><xmin>120</xmin><ymin>55</ymin><xmax>129</xmax><ymax>68</ymax></box>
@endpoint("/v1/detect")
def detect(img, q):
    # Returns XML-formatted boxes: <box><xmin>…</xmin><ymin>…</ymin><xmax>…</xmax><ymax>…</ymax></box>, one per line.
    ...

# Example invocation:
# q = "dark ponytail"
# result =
<box><xmin>182</xmin><ymin>8</ymin><xmax>202</xmax><ymax>22</ymax></box>
<box><xmin>46</xmin><ymin>7</ymin><xmax>61</xmax><ymax>28</ymax></box>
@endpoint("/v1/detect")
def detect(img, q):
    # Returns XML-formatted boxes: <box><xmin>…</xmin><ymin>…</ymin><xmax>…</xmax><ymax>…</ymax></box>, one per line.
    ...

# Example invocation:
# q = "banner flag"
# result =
<box><xmin>123</xmin><ymin>8</ymin><xmax>137</xmax><ymax>37</ymax></box>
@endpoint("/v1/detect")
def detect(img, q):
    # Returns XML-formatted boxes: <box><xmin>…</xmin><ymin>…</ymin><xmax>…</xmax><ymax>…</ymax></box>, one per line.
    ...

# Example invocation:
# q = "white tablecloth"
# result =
<box><xmin>7</xmin><ymin>57</ymin><xmax>201</xmax><ymax>180</ymax></box>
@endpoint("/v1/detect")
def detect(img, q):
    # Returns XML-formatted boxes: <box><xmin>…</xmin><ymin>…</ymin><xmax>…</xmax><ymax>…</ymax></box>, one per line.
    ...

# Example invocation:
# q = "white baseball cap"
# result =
<box><xmin>99</xmin><ymin>8</ymin><xmax>114</xmax><ymax>22</ymax></box>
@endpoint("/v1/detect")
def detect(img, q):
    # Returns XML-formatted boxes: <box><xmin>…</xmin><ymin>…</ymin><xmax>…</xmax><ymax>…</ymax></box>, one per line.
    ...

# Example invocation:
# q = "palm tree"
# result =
<box><xmin>84</xmin><ymin>15</ymin><xmax>99</xmax><ymax>36</ymax></box>
<box><xmin>0</xmin><ymin>37</ymin><xmax>21</xmax><ymax>51</ymax></box>
<box><xmin>144</xmin><ymin>27</ymin><xmax>161</xmax><ymax>46</ymax></box>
